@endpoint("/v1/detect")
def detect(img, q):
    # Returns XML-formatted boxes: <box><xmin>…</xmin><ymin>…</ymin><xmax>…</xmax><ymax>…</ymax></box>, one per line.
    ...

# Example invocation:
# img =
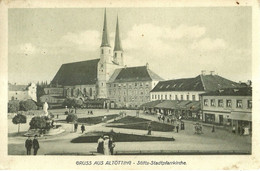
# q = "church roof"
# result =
<box><xmin>109</xmin><ymin>66</ymin><xmax>163</xmax><ymax>83</ymax></box>
<box><xmin>101</xmin><ymin>9</ymin><xmax>110</xmax><ymax>47</ymax></box>
<box><xmin>201</xmin><ymin>87</ymin><xmax>252</xmax><ymax>96</ymax></box>
<box><xmin>114</xmin><ymin>16</ymin><xmax>123</xmax><ymax>51</ymax></box>
<box><xmin>151</xmin><ymin>74</ymin><xmax>243</xmax><ymax>92</ymax></box>
<box><xmin>51</xmin><ymin>59</ymin><xmax>100</xmax><ymax>86</ymax></box>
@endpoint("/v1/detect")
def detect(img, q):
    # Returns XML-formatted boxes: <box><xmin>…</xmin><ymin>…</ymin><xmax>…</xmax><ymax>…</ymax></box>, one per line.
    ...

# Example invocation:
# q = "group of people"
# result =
<box><xmin>97</xmin><ymin>135</ymin><xmax>115</xmax><ymax>155</ymax></box>
<box><xmin>25</xmin><ymin>135</ymin><xmax>40</xmax><ymax>155</ymax></box>
<box><xmin>74</xmin><ymin>122</ymin><xmax>86</xmax><ymax>133</ymax></box>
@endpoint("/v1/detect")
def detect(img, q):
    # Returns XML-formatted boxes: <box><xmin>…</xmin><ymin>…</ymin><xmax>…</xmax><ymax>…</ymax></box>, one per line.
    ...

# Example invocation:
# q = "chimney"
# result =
<box><xmin>201</xmin><ymin>70</ymin><xmax>206</xmax><ymax>75</ymax></box>
<box><xmin>146</xmin><ymin>62</ymin><xmax>149</xmax><ymax>69</ymax></box>
<box><xmin>210</xmin><ymin>71</ymin><xmax>215</xmax><ymax>75</ymax></box>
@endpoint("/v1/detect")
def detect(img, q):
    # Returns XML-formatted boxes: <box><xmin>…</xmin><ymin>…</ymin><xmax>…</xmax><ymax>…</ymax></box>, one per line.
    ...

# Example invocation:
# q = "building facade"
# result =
<box><xmin>8</xmin><ymin>83</ymin><xmax>37</xmax><ymax>102</ymax></box>
<box><xmin>200</xmin><ymin>87</ymin><xmax>252</xmax><ymax>134</ymax></box>
<box><xmin>107</xmin><ymin>64</ymin><xmax>162</xmax><ymax>108</ymax></box>
<box><xmin>150</xmin><ymin>71</ymin><xmax>243</xmax><ymax>102</ymax></box>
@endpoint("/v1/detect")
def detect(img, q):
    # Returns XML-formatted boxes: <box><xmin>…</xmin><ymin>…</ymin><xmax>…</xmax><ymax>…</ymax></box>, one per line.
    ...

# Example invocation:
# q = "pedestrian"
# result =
<box><xmin>25</xmin><ymin>136</ymin><xmax>32</xmax><ymax>155</ymax></box>
<box><xmin>103</xmin><ymin>136</ymin><xmax>110</xmax><ymax>155</ymax></box>
<box><xmin>74</xmin><ymin>122</ymin><xmax>78</xmax><ymax>132</ymax></box>
<box><xmin>181</xmin><ymin>121</ymin><xmax>185</xmax><ymax>130</ymax></box>
<box><xmin>147</xmin><ymin>122</ymin><xmax>152</xmax><ymax>135</ymax></box>
<box><xmin>109</xmin><ymin>136</ymin><xmax>115</xmax><ymax>155</ymax></box>
<box><xmin>161</xmin><ymin>115</ymin><xmax>165</xmax><ymax>123</ymax></box>
<box><xmin>212</xmin><ymin>125</ymin><xmax>215</xmax><ymax>133</ymax></box>
<box><xmin>232</xmin><ymin>126</ymin><xmax>236</xmax><ymax>134</ymax></box>
<box><xmin>81</xmin><ymin>124</ymin><xmax>85</xmax><ymax>133</ymax></box>
<box><xmin>176</xmin><ymin>124</ymin><xmax>179</xmax><ymax>133</ymax></box>
<box><xmin>88</xmin><ymin>111</ymin><xmax>90</xmax><ymax>114</ymax></box>
<box><xmin>32</xmin><ymin>135</ymin><xmax>40</xmax><ymax>155</ymax></box>
<box><xmin>97</xmin><ymin>136</ymin><xmax>104</xmax><ymax>154</ymax></box>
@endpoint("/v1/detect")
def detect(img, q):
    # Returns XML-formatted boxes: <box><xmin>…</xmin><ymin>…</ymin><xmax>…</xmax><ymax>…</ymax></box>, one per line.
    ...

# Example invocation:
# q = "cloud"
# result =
<box><xmin>190</xmin><ymin>38</ymin><xmax>227</xmax><ymax>51</ymax></box>
<box><xmin>19</xmin><ymin>43</ymin><xmax>37</xmax><ymax>55</ymax></box>
<box><xmin>61</xmin><ymin>30</ymin><xmax>101</xmax><ymax>51</ymax></box>
<box><xmin>123</xmin><ymin>24</ymin><xmax>206</xmax><ymax>51</ymax></box>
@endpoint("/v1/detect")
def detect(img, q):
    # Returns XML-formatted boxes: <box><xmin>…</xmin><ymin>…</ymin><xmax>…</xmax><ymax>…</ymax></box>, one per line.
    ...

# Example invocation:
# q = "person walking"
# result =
<box><xmin>212</xmin><ymin>125</ymin><xmax>215</xmax><ymax>133</ymax></box>
<box><xmin>109</xmin><ymin>137</ymin><xmax>115</xmax><ymax>155</ymax></box>
<box><xmin>97</xmin><ymin>136</ymin><xmax>104</xmax><ymax>154</ymax></box>
<box><xmin>81</xmin><ymin>124</ymin><xmax>85</xmax><ymax>133</ymax></box>
<box><xmin>103</xmin><ymin>136</ymin><xmax>110</xmax><ymax>155</ymax></box>
<box><xmin>176</xmin><ymin>124</ymin><xmax>179</xmax><ymax>133</ymax></box>
<box><xmin>147</xmin><ymin>122</ymin><xmax>152</xmax><ymax>135</ymax></box>
<box><xmin>74</xmin><ymin>122</ymin><xmax>78</xmax><ymax>132</ymax></box>
<box><xmin>32</xmin><ymin>135</ymin><xmax>40</xmax><ymax>155</ymax></box>
<box><xmin>25</xmin><ymin>136</ymin><xmax>32</xmax><ymax>155</ymax></box>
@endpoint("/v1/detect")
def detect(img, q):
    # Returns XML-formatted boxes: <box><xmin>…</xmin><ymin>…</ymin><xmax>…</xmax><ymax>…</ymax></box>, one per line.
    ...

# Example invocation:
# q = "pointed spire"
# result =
<box><xmin>114</xmin><ymin>15</ymin><xmax>123</xmax><ymax>51</ymax></box>
<box><xmin>101</xmin><ymin>9</ymin><xmax>110</xmax><ymax>47</ymax></box>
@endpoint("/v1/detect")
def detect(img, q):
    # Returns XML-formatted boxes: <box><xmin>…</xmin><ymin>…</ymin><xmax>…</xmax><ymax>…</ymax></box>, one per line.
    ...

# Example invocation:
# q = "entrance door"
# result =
<box><xmin>219</xmin><ymin>115</ymin><xmax>223</xmax><ymax>125</ymax></box>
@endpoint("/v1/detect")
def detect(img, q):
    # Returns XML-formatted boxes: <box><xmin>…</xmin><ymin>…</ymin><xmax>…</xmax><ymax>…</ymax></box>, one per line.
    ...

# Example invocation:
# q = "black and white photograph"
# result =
<box><xmin>0</xmin><ymin>0</ymin><xmax>259</xmax><ymax>170</ymax></box>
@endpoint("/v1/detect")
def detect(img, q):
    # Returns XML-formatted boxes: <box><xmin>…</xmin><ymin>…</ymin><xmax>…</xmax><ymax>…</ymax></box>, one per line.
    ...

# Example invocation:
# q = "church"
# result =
<box><xmin>47</xmin><ymin>9</ymin><xmax>163</xmax><ymax>108</ymax></box>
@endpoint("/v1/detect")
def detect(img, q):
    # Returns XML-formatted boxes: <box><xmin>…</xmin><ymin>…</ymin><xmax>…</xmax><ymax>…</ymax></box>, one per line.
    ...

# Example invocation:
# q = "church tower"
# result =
<box><xmin>97</xmin><ymin>9</ymin><xmax>114</xmax><ymax>99</ymax></box>
<box><xmin>113</xmin><ymin>15</ymin><xmax>124</xmax><ymax>66</ymax></box>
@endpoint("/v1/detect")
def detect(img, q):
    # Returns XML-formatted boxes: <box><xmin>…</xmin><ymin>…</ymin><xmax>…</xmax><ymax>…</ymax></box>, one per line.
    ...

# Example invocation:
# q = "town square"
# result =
<box><xmin>7</xmin><ymin>7</ymin><xmax>252</xmax><ymax>156</ymax></box>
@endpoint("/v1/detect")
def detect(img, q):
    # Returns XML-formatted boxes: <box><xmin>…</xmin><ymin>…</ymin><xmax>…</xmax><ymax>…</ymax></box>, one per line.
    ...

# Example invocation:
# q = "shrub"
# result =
<box><xmin>62</xmin><ymin>98</ymin><xmax>83</xmax><ymax>108</ymax></box>
<box><xmin>8</xmin><ymin>100</ymin><xmax>20</xmax><ymax>113</ymax></box>
<box><xmin>19</xmin><ymin>99</ymin><xmax>37</xmax><ymax>111</ymax></box>
<box><xmin>64</xmin><ymin>111</ymin><xmax>69</xmax><ymax>115</ymax></box>
<box><xmin>66</xmin><ymin>114</ymin><xmax>78</xmax><ymax>123</ymax></box>
<box><xmin>29</xmin><ymin>116</ymin><xmax>47</xmax><ymax>130</ymax></box>
<box><xmin>12</xmin><ymin>114</ymin><xmax>27</xmax><ymax>133</ymax></box>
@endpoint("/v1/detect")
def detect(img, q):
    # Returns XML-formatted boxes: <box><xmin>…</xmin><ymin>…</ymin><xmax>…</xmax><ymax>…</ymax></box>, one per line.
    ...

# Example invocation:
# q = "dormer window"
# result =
<box><xmin>179</xmin><ymin>83</ymin><xmax>183</xmax><ymax>87</ymax></box>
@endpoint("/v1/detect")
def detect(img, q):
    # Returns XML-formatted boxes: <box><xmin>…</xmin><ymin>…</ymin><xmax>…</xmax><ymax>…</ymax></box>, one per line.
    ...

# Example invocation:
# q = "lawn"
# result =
<box><xmin>107</xmin><ymin>116</ymin><xmax>174</xmax><ymax>132</ymax></box>
<box><xmin>77</xmin><ymin>114</ymin><xmax>119</xmax><ymax>124</ymax></box>
<box><xmin>56</xmin><ymin>114</ymin><xmax>119</xmax><ymax>125</ymax></box>
<box><xmin>71</xmin><ymin>131</ymin><xmax>175</xmax><ymax>143</ymax></box>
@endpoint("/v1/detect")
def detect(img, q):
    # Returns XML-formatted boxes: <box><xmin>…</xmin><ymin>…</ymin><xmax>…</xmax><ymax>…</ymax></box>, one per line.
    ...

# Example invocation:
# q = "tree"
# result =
<box><xmin>29</xmin><ymin>116</ymin><xmax>47</xmax><ymax>134</ymax></box>
<box><xmin>19</xmin><ymin>99</ymin><xmax>37</xmax><ymax>111</ymax></box>
<box><xmin>12</xmin><ymin>114</ymin><xmax>27</xmax><ymax>133</ymax></box>
<box><xmin>8</xmin><ymin>100</ymin><xmax>20</xmax><ymax>113</ymax></box>
<box><xmin>66</xmin><ymin>114</ymin><xmax>78</xmax><ymax>132</ymax></box>
<box><xmin>66</xmin><ymin>114</ymin><xmax>78</xmax><ymax>123</ymax></box>
<box><xmin>36</xmin><ymin>85</ymin><xmax>45</xmax><ymax>107</ymax></box>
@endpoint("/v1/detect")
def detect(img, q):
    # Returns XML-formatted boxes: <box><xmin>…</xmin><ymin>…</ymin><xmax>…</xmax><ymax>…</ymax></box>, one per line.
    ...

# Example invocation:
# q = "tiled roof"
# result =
<box><xmin>200</xmin><ymin>87</ymin><xmax>252</xmax><ymax>96</ymax></box>
<box><xmin>51</xmin><ymin>59</ymin><xmax>100</xmax><ymax>86</ymax></box>
<box><xmin>112</xmin><ymin>66</ymin><xmax>163</xmax><ymax>83</ymax></box>
<box><xmin>151</xmin><ymin>74</ymin><xmax>242</xmax><ymax>92</ymax></box>
<box><xmin>8</xmin><ymin>83</ymin><xmax>28</xmax><ymax>91</ymax></box>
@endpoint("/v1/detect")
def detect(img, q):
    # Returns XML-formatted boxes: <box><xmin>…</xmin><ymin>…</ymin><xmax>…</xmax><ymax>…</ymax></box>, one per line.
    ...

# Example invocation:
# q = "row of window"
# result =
<box><xmin>117</xmin><ymin>96</ymin><xmax>150</xmax><ymax>102</ymax></box>
<box><xmin>151</xmin><ymin>94</ymin><xmax>197</xmax><ymax>101</ymax></box>
<box><xmin>203</xmin><ymin>99</ymin><xmax>252</xmax><ymax>109</ymax></box>
<box><xmin>109</xmin><ymin>82</ymin><xmax>150</xmax><ymax>88</ymax></box>
<box><xmin>109</xmin><ymin>89</ymin><xmax>150</xmax><ymax>96</ymax></box>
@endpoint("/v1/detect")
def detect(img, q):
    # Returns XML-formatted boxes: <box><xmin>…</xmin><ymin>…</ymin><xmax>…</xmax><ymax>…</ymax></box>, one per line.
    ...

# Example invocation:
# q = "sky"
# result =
<box><xmin>8</xmin><ymin>7</ymin><xmax>252</xmax><ymax>84</ymax></box>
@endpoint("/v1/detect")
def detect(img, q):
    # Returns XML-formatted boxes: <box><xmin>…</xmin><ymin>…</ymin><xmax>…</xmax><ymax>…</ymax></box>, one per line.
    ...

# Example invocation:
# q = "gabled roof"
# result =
<box><xmin>51</xmin><ymin>59</ymin><xmax>100</xmax><ymax>86</ymax></box>
<box><xmin>201</xmin><ymin>87</ymin><xmax>252</xmax><ymax>96</ymax></box>
<box><xmin>151</xmin><ymin>74</ymin><xmax>242</xmax><ymax>92</ymax></box>
<box><xmin>110</xmin><ymin>66</ymin><xmax>163</xmax><ymax>83</ymax></box>
<box><xmin>8</xmin><ymin>83</ymin><xmax>28</xmax><ymax>91</ymax></box>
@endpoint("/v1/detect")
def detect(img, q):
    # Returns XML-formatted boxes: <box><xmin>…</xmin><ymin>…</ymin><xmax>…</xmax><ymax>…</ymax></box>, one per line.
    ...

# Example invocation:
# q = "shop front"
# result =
<box><xmin>230</xmin><ymin>111</ymin><xmax>252</xmax><ymax>135</ymax></box>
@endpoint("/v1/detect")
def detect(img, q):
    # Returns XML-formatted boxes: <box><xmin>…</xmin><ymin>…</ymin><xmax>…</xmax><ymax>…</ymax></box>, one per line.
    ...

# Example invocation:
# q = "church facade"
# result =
<box><xmin>48</xmin><ymin>10</ymin><xmax>162</xmax><ymax>107</ymax></box>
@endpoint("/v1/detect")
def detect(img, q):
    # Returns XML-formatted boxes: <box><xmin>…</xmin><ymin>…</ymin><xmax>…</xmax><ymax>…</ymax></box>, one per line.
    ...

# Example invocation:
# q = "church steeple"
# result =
<box><xmin>113</xmin><ymin>15</ymin><xmax>124</xmax><ymax>66</ymax></box>
<box><xmin>101</xmin><ymin>9</ymin><xmax>110</xmax><ymax>47</ymax></box>
<box><xmin>114</xmin><ymin>15</ymin><xmax>123</xmax><ymax>51</ymax></box>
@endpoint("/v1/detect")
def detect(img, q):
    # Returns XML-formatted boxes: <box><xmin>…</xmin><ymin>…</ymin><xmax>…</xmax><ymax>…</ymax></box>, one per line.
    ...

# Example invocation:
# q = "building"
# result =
<box><xmin>8</xmin><ymin>83</ymin><xmax>37</xmax><ymax>102</ymax></box>
<box><xmin>107</xmin><ymin>64</ymin><xmax>163</xmax><ymax>108</ymax></box>
<box><xmin>200</xmin><ymin>87</ymin><xmax>252</xmax><ymax>134</ymax></box>
<box><xmin>150</xmin><ymin>71</ymin><xmax>243</xmax><ymax>102</ymax></box>
<box><xmin>49</xmin><ymin>10</ymin><xmax>162</xmax><ymax>108</ymax></box>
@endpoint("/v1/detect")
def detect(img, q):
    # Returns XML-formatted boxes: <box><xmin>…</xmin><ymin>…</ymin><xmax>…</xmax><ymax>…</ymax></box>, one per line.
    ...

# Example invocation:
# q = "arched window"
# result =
<box><xmin>101</xmin><ymin>49</ymin><xmax>104</xmax><ymax>54</ymax></box>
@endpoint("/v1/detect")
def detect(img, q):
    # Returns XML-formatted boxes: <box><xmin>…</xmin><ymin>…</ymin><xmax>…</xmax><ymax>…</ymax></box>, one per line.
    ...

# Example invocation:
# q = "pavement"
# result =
<box><xmin>8</xmin><ymin>109</ymin><xmax>251</xmax><ymax>155</ymax></box>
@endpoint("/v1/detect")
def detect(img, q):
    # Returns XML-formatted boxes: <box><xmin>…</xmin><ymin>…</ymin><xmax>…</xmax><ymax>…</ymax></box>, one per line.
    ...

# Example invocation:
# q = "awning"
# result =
<box><xmin>140</xmin><ymin>100</ymin><xmax>163</xmax><ymax>109</ymax></box>
<box><xmin>230</xmin><ymin>111</ymin><xmax>252</xmax><ymax>121</ymax></box>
